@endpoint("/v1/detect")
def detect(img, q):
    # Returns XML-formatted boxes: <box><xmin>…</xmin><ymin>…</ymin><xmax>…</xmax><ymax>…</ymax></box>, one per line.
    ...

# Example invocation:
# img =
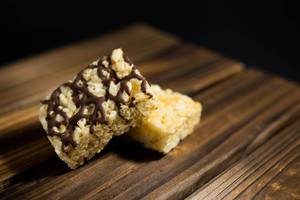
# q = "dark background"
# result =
<box><xmin>0</xmin><ymin>1</ymin><xmax>299</xmax><ymax>82</ymax></box>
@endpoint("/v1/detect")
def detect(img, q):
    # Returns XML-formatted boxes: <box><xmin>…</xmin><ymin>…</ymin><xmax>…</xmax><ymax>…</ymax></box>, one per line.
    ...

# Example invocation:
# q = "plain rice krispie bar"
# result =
<box><xmin>39</xmin><ymin>48</ymin><xmax>155</xmax><ymax>168</ymax></box>
<box><xmin>129</xmin><ymin>85</ymin><xmax>202</xmax><ymax>153</ymax></box>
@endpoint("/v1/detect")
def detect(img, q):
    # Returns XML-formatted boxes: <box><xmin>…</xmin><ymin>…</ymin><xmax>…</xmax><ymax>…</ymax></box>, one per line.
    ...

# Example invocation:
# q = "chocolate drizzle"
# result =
<box><xmin>41</xmin><ymin>53</ymin><xmax>151</xmax><ymax>151</ymax></box>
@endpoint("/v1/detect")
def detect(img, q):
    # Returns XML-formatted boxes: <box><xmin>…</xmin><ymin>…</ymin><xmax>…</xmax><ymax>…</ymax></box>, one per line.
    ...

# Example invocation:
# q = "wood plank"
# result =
<box><xmin>2</xmin><ymin>69</ymin><xmax>299</xmax><ymax>199</ymax></box>
<box><xmin>186</xmin><ymin>119</ymin><xmax>300</xmax><ymax>200</ymax></box>
<box><xmin>0</xmin><ymin>41</ymin><xmax>243</xmax><ymax>190</ymax></box>
<box><xmin>1</xmin><ymin>24</ymin><xmax>299</xmax><ymax>200</ymax></box>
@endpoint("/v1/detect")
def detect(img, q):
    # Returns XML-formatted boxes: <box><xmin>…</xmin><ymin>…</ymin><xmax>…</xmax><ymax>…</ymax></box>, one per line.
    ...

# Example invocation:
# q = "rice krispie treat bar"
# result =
<box><xmin>129</xmin><ymin>85</ymin><xmax>202</xmax><ymax>153</ymax></box>
<box><xmin>39</xmin><ymin>48</ymin><xmax>154</xmax><ymax>169</ymax></box>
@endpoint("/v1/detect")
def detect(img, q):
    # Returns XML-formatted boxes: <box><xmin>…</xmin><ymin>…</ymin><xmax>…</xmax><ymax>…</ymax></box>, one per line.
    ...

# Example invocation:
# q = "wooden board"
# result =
<box><xmin>0</xmin><ymin>23</ymin><xmax>299</xmax><ymax>200</ymax></box>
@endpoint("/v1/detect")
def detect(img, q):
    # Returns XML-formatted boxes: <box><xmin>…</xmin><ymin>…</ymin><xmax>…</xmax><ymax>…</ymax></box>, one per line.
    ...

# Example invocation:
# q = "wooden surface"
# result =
<box><xmin>0</xmin><ymin>23</ymin><xmax>299</xmax><ymax>200</ymax></box>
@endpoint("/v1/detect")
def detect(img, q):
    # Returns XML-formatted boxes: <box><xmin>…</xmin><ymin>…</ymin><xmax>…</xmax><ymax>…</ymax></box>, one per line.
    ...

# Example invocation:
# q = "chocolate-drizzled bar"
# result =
<box><xmin>39</xmin><ymin>49</ymin><xmax>155</xmax><ymax>168</ymax></box>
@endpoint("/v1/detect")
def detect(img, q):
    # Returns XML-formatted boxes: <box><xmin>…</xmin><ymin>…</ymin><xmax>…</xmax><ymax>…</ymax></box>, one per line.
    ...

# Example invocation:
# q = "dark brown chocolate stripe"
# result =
<box><xmin>41</xmin><ymin>51</ymin><xmax>151</xmax><ymax>151</ymax></box>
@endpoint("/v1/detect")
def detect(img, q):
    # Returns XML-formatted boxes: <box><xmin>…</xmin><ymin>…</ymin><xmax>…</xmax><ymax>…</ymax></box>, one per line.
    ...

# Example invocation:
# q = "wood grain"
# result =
<box><xmin>0</xmin><ymin>24</ymin><xmax>243</xmax><ymax>191</ymax></box>
<box><xmin>0</xmin><ymin>23</ymin><xmax>299</xmax><ymax>200</ymax></box>
<box><xmin>187</xmin><ymin>119</ymin><xmax>300</xmax><ymax>200</ymax></box>
<box><xmin>3</xmin><ymin>70</ymin><xmax>300</xmax><ymax>200</ymax></box>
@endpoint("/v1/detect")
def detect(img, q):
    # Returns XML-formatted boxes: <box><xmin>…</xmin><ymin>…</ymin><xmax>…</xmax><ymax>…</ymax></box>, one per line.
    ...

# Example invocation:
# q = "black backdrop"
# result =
<box><xmin>0</xmin><ymin>1</ymin><xmax>299</xmax><ymax>82</ymax></box>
